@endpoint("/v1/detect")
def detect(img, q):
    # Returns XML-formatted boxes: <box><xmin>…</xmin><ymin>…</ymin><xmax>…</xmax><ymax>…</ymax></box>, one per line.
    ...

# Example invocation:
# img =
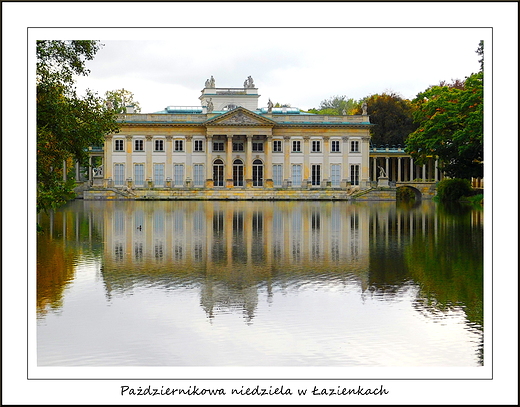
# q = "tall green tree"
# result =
<box><xmin>354</xmin><ymin>92</ymin><xmax>417</xmax><ymax>146</ymax></box>
<box><xmin>405</xmin><ymin>43</ymin><xmax>483</xmax><ymax>179</ymax></box>
<box><xmin>104</xmin><ymin>88</ymin><xmax>141</xmax><ymax>113</ymax></box>
<box><xmin>37</xmin><ymin>40</ymin><xmax>119</xmax><ymax>214</ymax></box>
<box><xmin>307</xmin><ymin>95</ymin><xmax>359</xmax><ymax>115</ymax></box>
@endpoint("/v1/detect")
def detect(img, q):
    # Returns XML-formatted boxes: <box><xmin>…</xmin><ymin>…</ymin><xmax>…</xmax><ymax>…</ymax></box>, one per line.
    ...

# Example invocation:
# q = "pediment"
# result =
<box><xmin>205</xmin><ymin>107</ymin><xmax>275</xmax><ymax>127</ymax></box>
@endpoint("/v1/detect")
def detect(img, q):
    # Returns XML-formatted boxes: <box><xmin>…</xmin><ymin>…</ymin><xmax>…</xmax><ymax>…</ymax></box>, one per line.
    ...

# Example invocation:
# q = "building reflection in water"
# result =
<box><xmin>38</xmin><ymin>200</ymin><xmax>483</xmax><ymax>329</ymax></box>
<box><xmin>100</xmin><ymin>201</ymin><xmax>373</xmax><ymax>322</ymax></box>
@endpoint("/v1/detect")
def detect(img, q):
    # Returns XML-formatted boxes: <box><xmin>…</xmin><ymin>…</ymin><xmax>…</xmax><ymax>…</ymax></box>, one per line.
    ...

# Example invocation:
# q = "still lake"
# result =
<box><xmin>36</xmin><ymin>199</ymin><xmax>483</xmax><ymax>367</ymax></box>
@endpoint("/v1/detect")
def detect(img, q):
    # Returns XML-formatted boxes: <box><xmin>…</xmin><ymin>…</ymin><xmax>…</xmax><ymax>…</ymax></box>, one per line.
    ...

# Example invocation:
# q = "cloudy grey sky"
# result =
<box><xmin>73</xmin><ymin>27</ymin><xmax>486</xmax><ymax>113</ymax></box>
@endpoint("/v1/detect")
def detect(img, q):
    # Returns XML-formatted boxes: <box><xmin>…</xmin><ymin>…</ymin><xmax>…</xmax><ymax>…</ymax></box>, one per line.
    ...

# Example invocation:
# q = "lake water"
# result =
<box><xmin>36</xmin><ymin>199</ymin><xmax>483</xmax><ymax>368</ymax></box>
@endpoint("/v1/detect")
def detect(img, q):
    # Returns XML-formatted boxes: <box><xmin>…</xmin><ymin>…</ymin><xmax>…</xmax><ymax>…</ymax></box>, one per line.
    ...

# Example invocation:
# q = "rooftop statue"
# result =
<box><xmin>267</xmin><ymin>98</ymin><xmax>273</xmax><ymax>113</ymax></box>
<box><xmin>206</xmin><ymin>98</ymin><xmax>214</xmax><ymax>113</ymax></box>
<box><xmin>244</xmin><ymin>75</ymin><xmax>255</xmax><ymax>88</ymax></box>
<box><xmin>362</xmin><ymin>102</ymin><xmax>368</xmax><ymax>115</ymax></box>
<box><xmin>205</xmin><ymin>75</ymin><xmax>215</xmax><ymax>88</ymax></box>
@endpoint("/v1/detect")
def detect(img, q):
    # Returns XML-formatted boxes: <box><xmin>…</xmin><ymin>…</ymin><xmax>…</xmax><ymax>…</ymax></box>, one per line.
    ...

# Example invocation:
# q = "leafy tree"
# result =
<box><xmin>405</xmin><ymin>42</ymin><xmax>484</xmax><ymax>180</ymax></box>
<box><xmin>316</xmin><ymin>95</ymin><xmax>359</xmax><ymax>115</ymax></box>
<box><xmin>37</xmin><ymin>40</ymin><xmax>119</xmax><ymax>214</ymax></box>
<box><xmin>405</xmin><ymin>70</ymin><xmax>483</xmax><ymax>179</ymax></box>
<box><xmin>353</xmin><ymin>92</ymin><xmax>417</xmax><ymax>147</ymax></box>
<box><xmin>104</xmin><ymin>88</ymin><xmax>141</xmax><ymax>113</ymax></box>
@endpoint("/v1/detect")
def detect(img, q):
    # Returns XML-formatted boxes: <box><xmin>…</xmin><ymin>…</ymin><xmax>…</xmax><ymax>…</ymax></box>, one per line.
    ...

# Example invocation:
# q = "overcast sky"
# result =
<box><xmin>73</xmin><ymin>27</ymin><xmax>485</xmax><ymax>113</ymax></box>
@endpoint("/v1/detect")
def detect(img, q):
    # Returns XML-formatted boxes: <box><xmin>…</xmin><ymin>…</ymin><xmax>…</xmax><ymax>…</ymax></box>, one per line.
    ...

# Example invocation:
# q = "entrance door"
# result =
<box><xmin>233</xmin><ymin>159</ymin><xmax>244</xmax><ymax>186</ymax></box>
<box><xmin>213</xmin><ymin>159</ymin><xmax>224</xmax><ymax>187</ymax></box>
<box><xmin>252</xmin><ymin>159</ymin><xmax>263</xmax><ymax>187</ymax></box>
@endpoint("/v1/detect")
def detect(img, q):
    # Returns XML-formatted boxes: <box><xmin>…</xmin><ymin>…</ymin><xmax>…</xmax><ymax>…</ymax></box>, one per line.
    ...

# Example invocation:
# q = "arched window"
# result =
<box><xmin>252</xmin><ymin>159</ymin><xmax>263</xmax><ymax>187</ymax></box>
<box><xmin>213</xmin><ymin>159</ymin><xmax>224</xmax><ymax>187</ymax></box>
<box><xmin>233</xmin><ymin>159</ymin><xmax>244</xmax><ymax>187</ymax></box>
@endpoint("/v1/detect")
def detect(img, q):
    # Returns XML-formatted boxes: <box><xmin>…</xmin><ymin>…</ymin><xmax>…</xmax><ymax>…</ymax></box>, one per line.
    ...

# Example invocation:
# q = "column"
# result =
<box><xmin>409</xmin><ymin>157</ymin><xmax>414</xmax><ymax>182</ymax></box>
<box><xmin>205</xmin><ymin>134</ymin><xmax>213</xmax><ymax>188</ymax></box>
<box><xmin>303</xmin><ymin>136</ymin><xmax>310</xmax><ymax>186</ymax></box>
<box><xmin>322</xmin><ymin>137</ymin><xmax>330</xmax><ymax>187</ymax></box>
<box><xmin>226</xmin><ymin>135</ymin><xmax>233</xmax><ymax>188</ymax></box>
<box><xmin>360</xmin><ymin>136</ymin><xmax>370</xmax><ymax>188</ymax></box>
<box><xmin>422</xmin><ymin>164</ymin><xmax>426</xmax><ymax>181</ymax></box>
<box><xmin>385</xmin><ymin>157</ymin><xmax>389</xmax><ymax>180</ymax></box>
<box><xmin>145</xmin><ymin>135</ymin><xmax>153</xmax><ymax>185</ymax></box>
<box><xmin>63</xmin><ymin>160</ymin><xmax>67</xmax><ymax>181</ymax></box>
<box><xmin>397</xmin><ymin>157</ymin><xmax>402</xmax><ymax>182</ymax></box>
<box><xmin>341</xmin><ymin>136</ymin><xmax>349</xmax><ymax>188</ymax></box>
<box><xmin>434</xmin><ymin>159</ymin><xmax>438</xmax><ymax>182</ymax></box>
<box><xmin>245</xmin><ymin>135</ymin><xmax>253</xmax><ymax>188</ymax></box>
<box><xmin>265</xmin><ymin>135</ymin><xmax>273</xmax><ymax>188</ymax></box>
<box><xmin>185</xmin><ymin>135</ymin><xmax>193</xmax><ymax>187</ymax></box>
<box><xmin>372</xmin><ymin>157</ymin><xmax>377</xmax><ymax>182</ymax></box>
<box><xmin>283</xmin><ymin>136</ymin><xmax>291</xmax><ymax>186</ymax></box>
<box><xmin>165</xmin><ymin>135</ymin><xmax>173</xmax><ymax>186</ymax></box>
<box><xmin>104</xmin><ymin>135</ymin><xmax>113</xmax><ymax>183</ymax></box>
<box><xmin>126</xmin><ymin>135</ymin><xmax>133</xmax><ymax>183</ymax></box>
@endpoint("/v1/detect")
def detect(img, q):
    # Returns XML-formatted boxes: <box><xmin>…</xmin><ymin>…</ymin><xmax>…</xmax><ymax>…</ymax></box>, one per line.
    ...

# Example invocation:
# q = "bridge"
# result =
<box><xmin>394</xmin><ymin>181</ymin><xmax>437</xmax><ymax>199</ymax></box>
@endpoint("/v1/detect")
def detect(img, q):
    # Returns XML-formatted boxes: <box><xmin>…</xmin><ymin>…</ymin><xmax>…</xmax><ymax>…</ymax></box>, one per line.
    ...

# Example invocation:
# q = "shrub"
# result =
<box><xmin>436</xmin><ymin>178</ymin><xmax>472</xmax><ymax>202</ymax></box>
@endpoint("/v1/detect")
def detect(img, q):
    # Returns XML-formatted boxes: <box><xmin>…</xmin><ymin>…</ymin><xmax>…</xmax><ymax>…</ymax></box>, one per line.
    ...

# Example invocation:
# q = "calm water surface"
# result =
<box><xmin>37</xmin><ymin>200</ymin><xmax>483</xmax><ymax>367</ymax></box>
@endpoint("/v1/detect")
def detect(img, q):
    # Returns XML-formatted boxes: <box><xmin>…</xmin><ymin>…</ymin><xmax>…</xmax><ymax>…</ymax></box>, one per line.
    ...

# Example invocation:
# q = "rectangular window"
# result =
<box><xmin>292</xmin><ymin>140</ymin><xmax>301</xmax><ymax>152</ymax></box>
<box><xmin>174</xmin><ymin>140</ymin><xmax>184</xmax><ymax>152</ymax></box>
<box><xmin>351</xmin><ymin>140</ymin><xmax>359</xmax><ymax>152</ymax></box>
<box><xmin>213</xmin><ymin>141</ymin><xmax>224</xmax><ymax>151</ymax></box>
<box><xmin>331</xmin><ymin>140</ymin><xmax>340</xmax><ymax>152</ymax></box>
<box><xmin>154</xmin><ymin>163</ymin><xmax>165</xmax><ymax>187</ymax></box>
<box><xmin>350</xmin><ymin>164</ymin><xmax>360</xmax><ymax>185</ymax></box>
<box><xmin>115</xmin><ymin>139</ymin><xmax>124</xmax><ymax>151</ymax></box>
<box><xmin>292</xmin><ymin>164</ymin><xmax>302</xmax><ymax>186</ymax></box>
<box><xmin>312</xmin><ymin>140</ymin><xmax>321</xmax><ymax>152</ymax></box>
<box><xmin>173</xmin><ymin>164</ymin><xmax>184</xmax><ymax>187</ymax></box>
<box><xmin>193</xmin><ymin>139</ymin><xmax>204</xmax><ymax>152</ymax></box>
<box><xmin>252</xmin><ymin>142</ymin><xmax>263</xmax><ymax>152</ymax></box>
<box><xmin>134</xmin><ymin>139</ymin><xmax>144</xmax><ymax>151</ymax></box>
<box><xmin>134</xmin><ymin>164</ymin><xmax>144</xmax><ymax>186</ymax></box>
<box><xmin>193</xmin><ymin>164</ymin><xmax>204</xmax><ymax>187</ymax></box>
<box><xmin>155</xmin><ymin>139</ymin><xmax>164</xmax><ymax>151</ymax></box>
<box><xmin>273</xmin><ymin>164</ymin><xmax>283</xmax><ymax>187</ymax></box>
<box><xmin>311</xmin><ymin>164</ymin><xmax>321</xmax><ymax>186</ymax></box>
<box><xmin>233</xmin><ymin>142</ymin><xmax>244</xmax><ymax>151</ymax></box>
<box><xmin>273</xmin><ymin>140</ymin><xmax>282</xmax><ymax>152</ymax></box>
<box><xmin>331</xmin><ymin>164</ymin><xmax>341</xmax><ymax>187</ymax></box>
<box><xmin>114</xmin><ymin>163</ymin><xmax>125</xmax><ymax>186</ymax></box>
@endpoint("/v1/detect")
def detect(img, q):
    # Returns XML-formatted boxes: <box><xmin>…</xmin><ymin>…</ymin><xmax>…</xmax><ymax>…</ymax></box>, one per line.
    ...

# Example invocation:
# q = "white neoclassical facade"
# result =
<box><xmin>95</xmin><ymin>76</ymin><xmax>374</xmax><ymax>196</ymax></box>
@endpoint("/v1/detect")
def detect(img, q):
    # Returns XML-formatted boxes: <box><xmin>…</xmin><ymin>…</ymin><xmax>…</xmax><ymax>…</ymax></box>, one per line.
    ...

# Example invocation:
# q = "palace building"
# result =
<box><xmin>84</xmin><ymin>76</ymin><xmax>446</xmax><ymax>200</ymax></box>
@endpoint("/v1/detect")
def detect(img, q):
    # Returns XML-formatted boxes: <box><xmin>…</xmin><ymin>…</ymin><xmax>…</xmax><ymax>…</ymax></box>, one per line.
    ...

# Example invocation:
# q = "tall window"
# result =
<box><xmin>331</xmin><ymin>140</ymin><xmax>340</xmax><ymax>153</ymax></box>
<box><xmin>273</xmin><ymin>164</ymin><xmax>283</xmax><ymax>187</ymax></box>
<box><xmin>174</xmin><ymin>140</ymin><xmax>184</xmax><ymax>152</ymax></box>
<box><xmin>193</xmin><ymin>164</ymin><xmax>204</xmax><ymax>187</ymax></box>
<box><xmin>351</xmin><ymin>140</ymin><xmax>359</xmax><ymax>152</ymax></box>
<box><xmin>350</xmin><ymin>164</ymin><xmax>360</xmax><ymax>185</ymax></box>
<box><xmin>193</xmin><ymin>139</ymin><xmax>204</xmax><ymax>152</ymax></box>
<box><xmin>312</xmin><ymin>140</ymin><xmax>321</xmax><ymax>152</ymax></box>
<box><xmin>233</xmin><ymin>159</ymin><xmax>244</xmax><ymax>186</ymax></box>
<box><xmin>173</xmin><ymin>164</ymin><xmax>184</xmax><ymax>187</ymax></box>
<box><xmin>134</xmin><ymin>163</ymin><xmax>144</xmax><ymax>187</ymax></box>
<box><xmin>292</xmin><ymin>140</ymin><xmax>301</xmax><ymax>152</ymax></box>
<box><xmin>252</xmin><ymin>159</ymin><xmax>263</xmax><ymax>186</ymax></box>
<box><xmin>154</xmin><ymin>139</ymin><xmax>164</xmax><ymax>151</ymax></box>
<box><xmin>311</xmin><ymin>164</ymin><xmax>321</xmax><ymax>186</ymax></box>
<box><xmin>134</xmin><ymin>139</ymin><xmax>144</xmax><ymax>151</ymax></box>
<box><xmin>114</xmin><ymin>163</ymin><xmax>125</xmax><ymax>186</ymax></box>
<box><xmin>331</xmin><ymin>164</ymin><xmax>341</xmax><ymax>187</ymax></box>
<box><xmin>273</xmin><ymin>140</ymin><xmax>282</xmax><ymax>152</ymax></box>
<box><xmin>252</xmin><ymin>142</ymin><xmax>263</xmax><ymax>152</ymax></box>
<box><xmin>213</xmin><ymin>159</ymin><xmax>224</xmax><ymax>186</ymax></box>
<box><xmin>213</xmin><ymin>141</ymin><xmax>224</xmax><ymax>151</ymax></box>
<box><xmin>154</xmin><ymin>163</ymin><xmax>165</xmax><ymax>187</ymax></box>
<box><xmin>115</xmin><ymin>139</ymin><xmax>124</xmax><ymax>151</ymax></box>
<box><xmin>292</xmin><ymin>164</ymin><xmax>302</xmax><ymax>187</ymax></box>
